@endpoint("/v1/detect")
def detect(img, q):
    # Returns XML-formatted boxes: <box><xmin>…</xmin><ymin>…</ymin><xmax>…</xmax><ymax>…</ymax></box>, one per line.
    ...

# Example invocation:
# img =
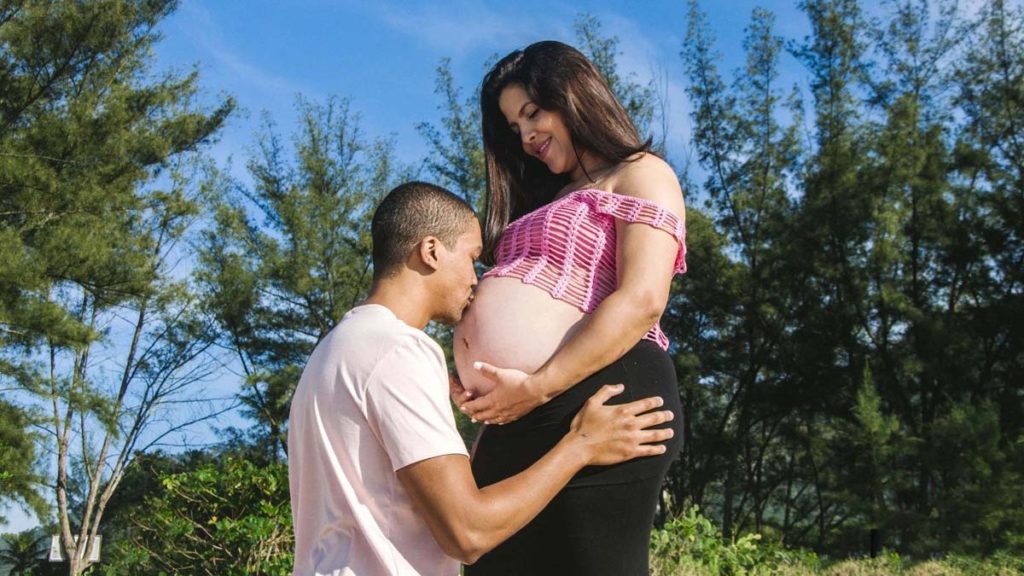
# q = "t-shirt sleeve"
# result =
<box><xmin>364</xmin><ymin>337</ymin><xmax>469</xmax><ymax>471</ymax></box>
<box><xmin>594</xmin><ymin>192</ymin><xmax>687</xmax><ymax>274</ymax></box>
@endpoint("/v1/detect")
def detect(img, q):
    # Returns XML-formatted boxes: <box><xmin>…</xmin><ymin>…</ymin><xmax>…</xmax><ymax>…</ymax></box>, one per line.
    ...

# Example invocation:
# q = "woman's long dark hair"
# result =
<box><xmin>480</xmin><ymin>40</ymin><xmax>651</xmax><ymax>264</ymax></box>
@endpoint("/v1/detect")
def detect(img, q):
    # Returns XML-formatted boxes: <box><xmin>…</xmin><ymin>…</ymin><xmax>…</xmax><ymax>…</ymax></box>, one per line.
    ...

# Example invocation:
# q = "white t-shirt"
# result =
<box><xmin>288</xmin><ymin>304</ymin><xmax>469</xmax><ymax>576</ymax></box>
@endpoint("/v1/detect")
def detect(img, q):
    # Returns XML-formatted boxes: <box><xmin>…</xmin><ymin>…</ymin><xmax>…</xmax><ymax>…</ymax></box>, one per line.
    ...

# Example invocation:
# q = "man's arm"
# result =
<box><xmin>397</xmin><ymin>384</ymin><xmax>673</xmax><ymax>564</ymax></box>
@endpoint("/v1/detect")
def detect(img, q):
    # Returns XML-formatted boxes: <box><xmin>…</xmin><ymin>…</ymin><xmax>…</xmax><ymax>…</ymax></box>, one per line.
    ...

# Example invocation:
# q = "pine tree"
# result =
<box><xmin>0</xmin><ymin>2</ymin><xmax>232</xmax><ymax>573</ymax></box>
<box><xmin>679</xmin><ymin>0</ymin><xmax>802</xmax><ymax>538</ymax></box>
<box><xmin>417</xmin><ymin>58</ymin><xmax>486</xmax><ymax>210</ymax></box>
<box><xmin>0</xmin><ymin>399</ymin><xmax>46</xmax><ymax>524</ymax></box>
<box><xmin>197</xmin><ymin>97</ymin><xmax>412</xmax><ymax>461</ymax></box>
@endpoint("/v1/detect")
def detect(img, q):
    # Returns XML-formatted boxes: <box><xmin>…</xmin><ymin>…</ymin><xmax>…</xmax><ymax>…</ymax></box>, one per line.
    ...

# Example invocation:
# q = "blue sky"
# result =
<box><xmin>151</xmin><ymin>0</ymin><xmax>818</xmax><ymax>180</ymax></box>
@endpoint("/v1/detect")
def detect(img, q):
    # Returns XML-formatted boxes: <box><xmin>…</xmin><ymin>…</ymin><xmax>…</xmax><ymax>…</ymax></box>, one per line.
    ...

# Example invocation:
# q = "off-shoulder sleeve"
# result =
<box><xmin>592</xmin><ymin>191</ymin><xmax>687</xmax><ymax>274</ymax></box>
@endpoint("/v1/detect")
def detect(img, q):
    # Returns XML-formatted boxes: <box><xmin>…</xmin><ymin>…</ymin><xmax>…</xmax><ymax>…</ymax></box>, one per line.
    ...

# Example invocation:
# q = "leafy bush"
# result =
<box><xmin>99</xmin><ymin>458</ymin><xmax>292</xmax><ymax>576</ymax></box>
<box><xmin>649</xmin><ymin>507</ymin><xmax>1023</xmax><ymax>575</ymax></box>
<box><xmin>650</xmin><ymin>506</ymin><xmax>818</xmax><ymax>575</ymax></box>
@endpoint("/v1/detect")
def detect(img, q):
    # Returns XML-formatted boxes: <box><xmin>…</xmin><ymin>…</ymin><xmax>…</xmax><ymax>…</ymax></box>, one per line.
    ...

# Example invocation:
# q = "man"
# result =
<box><xmin>288</xmin><ymin>181</ymin><xmax>674</xmax><ymax>575</ymax></box>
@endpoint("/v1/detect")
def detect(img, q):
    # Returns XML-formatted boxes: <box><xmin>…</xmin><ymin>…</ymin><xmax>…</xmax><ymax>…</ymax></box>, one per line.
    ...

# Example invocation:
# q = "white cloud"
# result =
<box><xmin>359</xmin><ymin>0</ymin><xmax>562</xmax><ymax>58</ymax></box>
<box><xmin>175</xmin><ymin>1</ymin><xmax>310</xmax><ymax>101</ymax></box>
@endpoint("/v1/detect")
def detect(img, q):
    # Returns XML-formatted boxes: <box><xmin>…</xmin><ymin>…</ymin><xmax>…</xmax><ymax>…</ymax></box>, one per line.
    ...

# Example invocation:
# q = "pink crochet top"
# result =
<box><xmin>483</xmin><ymin>188</ymin><xmax>687</xmax><ymax>350</ymax></box>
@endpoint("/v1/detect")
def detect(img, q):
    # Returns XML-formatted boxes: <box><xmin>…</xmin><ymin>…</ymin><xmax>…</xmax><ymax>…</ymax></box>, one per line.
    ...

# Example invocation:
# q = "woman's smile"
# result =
<box><xmin>533</xmin><ymin>138</ymin><xmax>551</xmax><ymax>161</ymax></box>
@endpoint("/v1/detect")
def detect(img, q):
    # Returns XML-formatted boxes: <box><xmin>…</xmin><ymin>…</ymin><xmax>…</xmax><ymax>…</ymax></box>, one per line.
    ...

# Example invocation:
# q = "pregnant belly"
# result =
<box><xmin>454</xmin><ymin>277</ymin><xmax>586</xmax><ymax>395</ymax></box>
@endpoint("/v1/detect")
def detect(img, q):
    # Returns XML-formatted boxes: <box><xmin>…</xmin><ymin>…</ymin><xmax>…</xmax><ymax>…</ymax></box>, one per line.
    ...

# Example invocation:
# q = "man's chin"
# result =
<box><xmin>434</xmin><ymin>307</ymin><xmax>464</xmax><ymax>327</ymax></box>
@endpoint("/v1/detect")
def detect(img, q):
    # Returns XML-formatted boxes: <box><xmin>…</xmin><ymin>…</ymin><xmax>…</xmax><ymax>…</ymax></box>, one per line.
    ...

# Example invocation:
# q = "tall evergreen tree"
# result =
<box><xmin>673</xmin><ymin>0</ymin><xmax>1024</xmax><ymax>556</ymax></box>
<box><xmin>937</xmin><ymin>0</ymin><xmax>1024</xmax><ymax>553</ymax></box>
<box><xmin>680</xmin><ymin>0</ymin><xmax>802</xmax><ymax>539</ymax></box>
<box><xmin>852</xmin><ymin>0</ymin><xmax>963</xmax><ymax>551</ymax></box>
<box><xmin>785</xmin><ymin>0</ymin><xmax>875</xmax><ymax>550</ymax></box>
<box><xmin>0</xmin><ymin>1</ymin><xmax>232</xmax><ymax>573</ymax></box>
<box><xmin>417</xmin><ymin>58</ymin><xmax>486</xmax><ymax>210</ymax></box>
<box><xmin>197</xmin><ymin>97</ymin><xmax>412</xmax><ymax>461</ymax></box>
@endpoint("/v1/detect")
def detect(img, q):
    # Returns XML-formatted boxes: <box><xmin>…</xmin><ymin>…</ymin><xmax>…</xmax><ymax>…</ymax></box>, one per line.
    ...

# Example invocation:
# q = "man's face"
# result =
<box><xmin>434</xmin><ymin>218</ymin><xmax>482</xmax><ymax>325</ymax></box>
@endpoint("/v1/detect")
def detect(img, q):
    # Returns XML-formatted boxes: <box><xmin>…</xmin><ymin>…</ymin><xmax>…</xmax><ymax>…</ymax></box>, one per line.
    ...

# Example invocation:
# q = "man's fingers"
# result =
<box><xmin>618</xmin><ymin>394</ymin><xmax>665</xmax><ymax>416</ymax></box>
<box><xmin>586</xmin><ymin>384</ymin><xmax>625</xmax><ymax>407</ymax></box>
<box><xmin>631</xmin><ymin>444</ymin><xmax>669</xmax><ymax>457</ymax></box>
<box><xmin>622</xmin><ymin>429</ymin><xmax>674</xmax><ymax>459</ymax></box>
<box><xmin>632</xmin><ymin>409</ymin><xmax>675</xmax><ymax>430</ymax></box>
<box><xmin>637</xmin><ymin>427</ymin><xmax>675</xmax><ymax>444</ymax></box>
<box><xmin>496</xmin><ymin>414</ymin><xmax>521</xmax><ymax>425</ymax></box>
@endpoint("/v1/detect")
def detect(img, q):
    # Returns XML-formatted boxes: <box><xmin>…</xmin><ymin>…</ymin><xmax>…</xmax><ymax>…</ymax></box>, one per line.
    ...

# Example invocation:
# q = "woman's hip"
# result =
<box><xmin>471</xmin><ymin>339</ymin><xmax>683</xmax><ymax>487</ymax></box>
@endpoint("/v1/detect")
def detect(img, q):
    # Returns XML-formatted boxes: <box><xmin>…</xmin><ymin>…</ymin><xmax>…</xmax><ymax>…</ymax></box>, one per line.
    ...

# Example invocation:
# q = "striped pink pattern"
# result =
<box><xmin>483</xmin><ymin>189</ymin><xmax>687</xmax><ymax>350</ymax></box>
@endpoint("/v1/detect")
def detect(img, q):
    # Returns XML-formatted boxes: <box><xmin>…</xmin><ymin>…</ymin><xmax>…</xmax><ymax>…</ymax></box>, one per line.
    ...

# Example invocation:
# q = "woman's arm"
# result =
<box><xmin>459</xmin><ymin>155</ymin><xmax>686</xmax><ymax>424</ymax></box>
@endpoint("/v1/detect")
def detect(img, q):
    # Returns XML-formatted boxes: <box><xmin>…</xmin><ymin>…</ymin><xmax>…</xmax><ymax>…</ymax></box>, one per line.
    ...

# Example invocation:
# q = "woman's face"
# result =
<box><xmin>498</xmin><ymin>83</ymin><xmax>583</xmax><ymax>180</ymax></box>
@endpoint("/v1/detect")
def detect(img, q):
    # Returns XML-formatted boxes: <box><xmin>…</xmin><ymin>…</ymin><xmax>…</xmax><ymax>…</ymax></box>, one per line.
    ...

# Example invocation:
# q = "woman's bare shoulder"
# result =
<box><xmin>610</xmin><ymin>153</ymin><xmax>686</xmax><ymax>216</ymax></box>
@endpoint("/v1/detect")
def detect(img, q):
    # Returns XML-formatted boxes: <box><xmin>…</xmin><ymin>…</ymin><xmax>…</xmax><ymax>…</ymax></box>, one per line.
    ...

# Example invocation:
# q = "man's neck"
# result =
<box><xmin>363</xmin><ymin>278</ymin><xmax>432</xmax><ymax>330</ymax></box>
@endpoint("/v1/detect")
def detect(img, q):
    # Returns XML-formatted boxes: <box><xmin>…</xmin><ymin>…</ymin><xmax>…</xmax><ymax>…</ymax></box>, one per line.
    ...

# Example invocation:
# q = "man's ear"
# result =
<box><xmin>417</xmin><ymin>236</ymin><xmax>443</xmax><ymax>272</ymax></box>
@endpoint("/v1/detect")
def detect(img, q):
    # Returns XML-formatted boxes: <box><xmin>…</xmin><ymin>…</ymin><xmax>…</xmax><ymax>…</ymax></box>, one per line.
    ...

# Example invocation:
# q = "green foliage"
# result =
<box><xmin>830</xmin><ymin>365</ymin><xmax>908</xmax><ymax>542</ymax></box>
<box><xmin>0</xmin><ymin>399</ymin><xmax>46</xmax><ymax>524</ymax></box>
<box><xmin>942</xmin><ymin>553</ymin><xmax>1024</xmax><ymax>575</ymax></box>
<box><xmin>648</xmin><ymin>510</ymin><xmax>1024</xmax><ymax>574</ymax></box>
<box><xmin>99</xmin><ymin>457</ymin><xmax>292</xmax><ymax>576</ymax></box>
<box><xmin>925</xmin><ymin>403</ymin><xmax>1024</xmax><ymax>553</ymax></box>
<box><xmin>0</xmin><ymin>527</ymin><xmax>48</xmax><ymax>576</ymax></box>
<box><xmin>197</xmin><ymin>96</ymin><xmax>414</xmax><ymax>460</ymax></box>
<box><xmin>416</xmin><ymin>58</ymin><xmax>486</xmax><ymax>210</ymax></box>
<box><xmin>673</xmin><ymin>0</ymin><xmax>1024</xmax><ymax>558</ymax></box>
<box><xmin>0</xmin><ymin>1</ymin><xmax>232</xmax><ymax>573</ymax></box>
<box><xmin>650</xmin><ymin>507</ymin><xmax>819</xmax><ymax>575</ymax></box>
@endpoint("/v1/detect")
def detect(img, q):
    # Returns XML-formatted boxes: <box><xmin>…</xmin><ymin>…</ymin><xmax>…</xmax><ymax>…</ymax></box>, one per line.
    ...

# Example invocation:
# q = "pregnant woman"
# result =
<box><xmin>453</xmin><ymin>41</ymin><xmax>687</xmax><ymax>575</ymax></box>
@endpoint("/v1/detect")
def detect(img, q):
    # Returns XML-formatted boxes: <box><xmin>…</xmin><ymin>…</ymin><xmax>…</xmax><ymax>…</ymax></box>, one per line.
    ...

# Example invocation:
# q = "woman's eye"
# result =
<box><xmin>527</xmin><ymin>108</ymin><xmax>539</xmax><ymax>119</ymax></box>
